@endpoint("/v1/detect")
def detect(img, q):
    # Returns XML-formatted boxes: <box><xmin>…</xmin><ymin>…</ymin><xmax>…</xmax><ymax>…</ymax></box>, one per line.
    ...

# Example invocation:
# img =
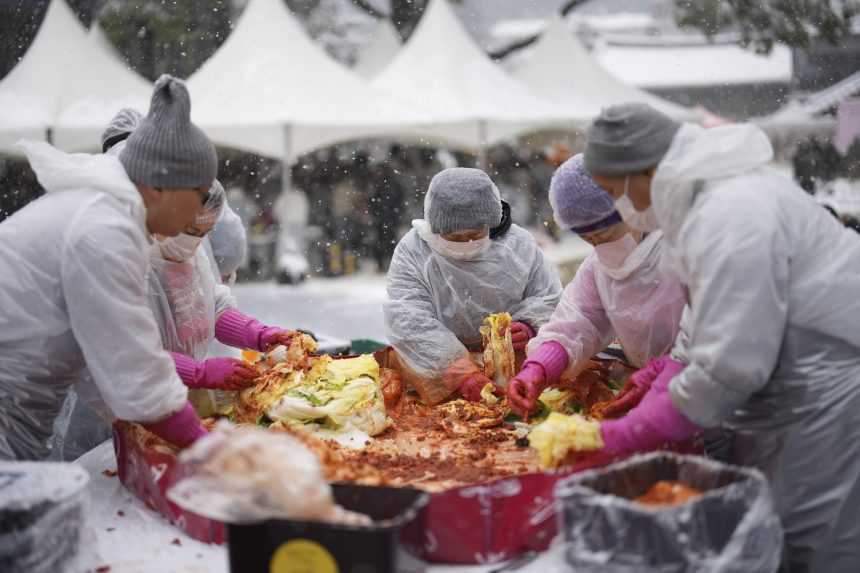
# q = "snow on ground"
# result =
<box><xmin>231</xmin><ymin>273</ymin><xmax>389</xmax><ymax>343</ymax></box>
<box><xmin>230</xmin><ymin>236</ymin><xmax>594</xmax><ymax>346</ymax></box>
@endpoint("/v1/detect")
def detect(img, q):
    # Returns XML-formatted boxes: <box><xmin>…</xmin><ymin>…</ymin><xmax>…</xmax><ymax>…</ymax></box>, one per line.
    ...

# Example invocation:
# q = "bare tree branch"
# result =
<box><xmin>350</xmin><ymin>0</ymin><xmax>388</xmax><ymax>20</ymax></box>
<box><xmin>489</xmin><ymin>0</ymin><xmax>588</xmax><ymax>60</ymax></box>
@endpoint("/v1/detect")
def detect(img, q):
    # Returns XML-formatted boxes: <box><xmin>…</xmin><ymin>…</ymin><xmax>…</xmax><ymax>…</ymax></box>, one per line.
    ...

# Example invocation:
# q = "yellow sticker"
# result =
<box><xmin>270</xmin><ymin>539</ymin><xmax>339</xmax><ymax>573</ymax></box>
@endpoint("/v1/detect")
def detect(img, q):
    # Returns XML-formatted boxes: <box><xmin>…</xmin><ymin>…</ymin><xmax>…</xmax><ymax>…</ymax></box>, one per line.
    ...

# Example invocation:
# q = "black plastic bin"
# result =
<box><xmin>555</xmin><ymin>452</ymin><xmax>783</xmax><ymax>573</ymax></box>
<box><xmin>228</xmin><ymin>484</ymin><xmax>428</xmax><ymax>573</ymax></box>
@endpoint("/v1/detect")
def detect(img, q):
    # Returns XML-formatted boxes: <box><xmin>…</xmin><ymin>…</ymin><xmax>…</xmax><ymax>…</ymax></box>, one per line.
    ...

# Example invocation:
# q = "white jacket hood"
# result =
<box><xmin>19</xmin><ymin>141</ymin><xmax>142</xmax><ymax>209</ymax></box>
<box><xmin>652</xmin><ymin>123</ymin><xmax>774</xmax><ymax>244</ymax></box>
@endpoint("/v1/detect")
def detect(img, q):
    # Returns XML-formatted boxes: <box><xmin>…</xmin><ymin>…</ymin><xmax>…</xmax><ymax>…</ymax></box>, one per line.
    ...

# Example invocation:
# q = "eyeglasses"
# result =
<box><xmin>196</xmin><ymin>187</ymin><xmax>212</xmax><ymax>206</ymax></box>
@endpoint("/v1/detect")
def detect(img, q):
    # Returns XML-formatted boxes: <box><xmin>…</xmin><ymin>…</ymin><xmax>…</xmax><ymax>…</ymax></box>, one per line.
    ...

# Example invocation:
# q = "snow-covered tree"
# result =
<box><xmin>304</xmin><ymin>0</ymin><xmax>378</xmax><ymax>64</ymax></box>
<box><xmin>674</xmin><ymin>0</ymin><xmax>860</xmax><ymax>53</ymax></box>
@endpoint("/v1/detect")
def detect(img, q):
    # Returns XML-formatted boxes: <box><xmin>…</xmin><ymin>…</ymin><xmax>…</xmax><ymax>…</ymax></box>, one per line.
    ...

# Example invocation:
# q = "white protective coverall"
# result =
<box><xmin>384</xmin><ymin>224</ymin><xmax>562</xmax><ymax>403</ymax></box>
<box><xmin>527</xmin><ymin>231</ymin><xmax>685</xmax><ymax>378</ymax></box>
<box><xmin>0</xmin><ymin>142</ymin><xmax>188</xmax><ymax>460</ymax></box>
<box><xmin>657</xmin><ymin>123</ymin><xmax>860</xmax><ymax>572</ymax></box>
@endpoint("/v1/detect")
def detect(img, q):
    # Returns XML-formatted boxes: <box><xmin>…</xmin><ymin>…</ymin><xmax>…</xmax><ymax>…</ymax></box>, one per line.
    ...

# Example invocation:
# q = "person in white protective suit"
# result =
<box><xmin>384</xmin><ymin>168</ymin><xmax>562</xmax><ymax>405</ymax></box>
<box><xmin>0</xmin><ymin>75</ymin><xmax>216</xmax><ymax>460</ymax></box>
<box><xmin>571</xmin><ymin>102</ymin><xmax>860</xmax><ymax>572</ymax></box>
<box><xmin>50</xmin><ymin>110</ymin><xmax>295</xmax><ymax>458</ymax></box>
<box><xmin>506</xmin><ymin>154</ymin><xmax>686</xmax><ymax>417</ymax></box>
<box><xmin>100</xmin><ymin>109</ymin><xmax>296</xmax><ymax>411</ymax></box>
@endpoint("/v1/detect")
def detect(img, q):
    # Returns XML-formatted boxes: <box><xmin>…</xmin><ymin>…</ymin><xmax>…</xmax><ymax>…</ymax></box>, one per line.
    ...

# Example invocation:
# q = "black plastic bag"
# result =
<box><xmin>555</xmin><ymin>452</ymin><xmax>782</xmax><ymax>573</ymax></box>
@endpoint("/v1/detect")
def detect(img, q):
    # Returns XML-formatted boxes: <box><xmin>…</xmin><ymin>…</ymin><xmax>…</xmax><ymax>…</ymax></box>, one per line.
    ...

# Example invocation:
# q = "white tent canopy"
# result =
<box><xmin>353</xmin><ymin>20</ymin><xmax>402</xmax><ymax>79</ymax></box>
<box><xmin>187</xmin><ymin>0</ymin><xmax>433</xmax><ymax>161</ymax></box>
<box><xmin>0</xmin><ymin>0</ymin><xmax>152</xmax><ymax>155</ymax></box>
<box><xmin>511</xmin><ymin>18</ymin><xmax>693</xmax><ymax>122</ymax></box>
<box><xmin>372</xmin><ymin>0</ymin><xmax>568</xmax><ymax>148</ymax></box>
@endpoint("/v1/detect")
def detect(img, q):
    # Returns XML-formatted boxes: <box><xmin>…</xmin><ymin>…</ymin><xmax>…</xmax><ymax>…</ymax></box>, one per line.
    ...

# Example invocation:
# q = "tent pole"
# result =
<box><xmin>282</xmin><ymin>124</ymin><xmax>293</xmax><ymax>193</ymax></box>
<box><xmin>478</xmin><ymin>119</ymin><xmax>488</xmax><ymax>170</ymax></box>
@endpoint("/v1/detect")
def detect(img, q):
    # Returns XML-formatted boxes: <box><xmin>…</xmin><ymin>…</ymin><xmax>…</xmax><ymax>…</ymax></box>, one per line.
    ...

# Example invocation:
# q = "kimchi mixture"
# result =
<box><xmin>126</xmin><ymin>313</ymin><xmax>628</xmax><ymax>492</ymax></box>
<box><xmin>635</xmin><ymin>480</ymin><xmax>703</xmax><ymax>507</ymax></box>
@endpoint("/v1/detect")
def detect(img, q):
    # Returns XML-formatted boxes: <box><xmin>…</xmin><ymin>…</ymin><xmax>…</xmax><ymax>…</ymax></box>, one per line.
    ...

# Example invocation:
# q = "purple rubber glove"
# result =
<box><xmin>510</xmin><ymin>321</ymin><xmax>535</xmax><ymax>351</ymax></box>
<box><xmin>170</xmin><ymin>352</ymin><xmax>258</xmax><ymax>391</ymax></box>
<box><xmin>143</xmin><ymin>402</ymin><xmax>208</xmax><ymax>449</ymax></box>
<box><xmin>600</xmin><ymin>362</ymin><xmax>701</xmax><ymax>456</ymax></box>
<box><xmin>215</xmin><ymin>308</ymin><xmax>295</xmax><ymax>351</ymax></box>
<box><xmin>507</xmin><ymin>341</ymin><xmax>569</xmax><ymax>416</ymax></box>
<box><xmin>602</xmin><ymin>356</ymin><xmax>683</xmax><ymax>418</ymax></box>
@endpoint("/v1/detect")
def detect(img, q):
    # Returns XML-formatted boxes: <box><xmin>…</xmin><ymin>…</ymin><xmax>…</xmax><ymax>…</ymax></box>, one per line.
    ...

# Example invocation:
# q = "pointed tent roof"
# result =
<box><xmin>186</xmin><ymin>0</ymin><xmax>430</xmax><ymax>159</ymax></box>
<box><xmin>372</xmin><ymin>0</ymin><xmax>566</xmax><ymax>146</ymax></box>
<box><xmin>54</xmin><ymin>23</ymin><xmax>153</xmax><ymax>150</ymax></box>
<box><xmin>511</xmin><ymin>18</ymin><xmax>692</xmax><ymax>122</ymax></box>
<box><xmin>353</xmin><ymin>20</ymin><xmax>402</xmax><ymax>79</ymax></box>
<box><xmin>0</xmin><ymin>0</ymin><xmax>151</xmax><ymax>155</ymax></box>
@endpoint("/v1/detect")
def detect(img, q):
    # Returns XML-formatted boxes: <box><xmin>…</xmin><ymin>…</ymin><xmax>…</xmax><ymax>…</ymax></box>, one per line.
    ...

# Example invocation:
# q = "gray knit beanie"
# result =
<box><xmin>584</xmin><ymin>102</ymin><xmax>682</xmax><ymax>177</ymax></box>
<box><xmin>120</xmin><ymin>74</ymin><xmax>217</xmax><ymax>189</ymax></box>
<box><xmin>101</xmin><ymin>108</ymin><xmax>142</xmax><ymax>153</ymax></box>
<box><xmin>425</xmin><ymin>168</ymin><xmax>503</xmax><ymax>234</ymax></box>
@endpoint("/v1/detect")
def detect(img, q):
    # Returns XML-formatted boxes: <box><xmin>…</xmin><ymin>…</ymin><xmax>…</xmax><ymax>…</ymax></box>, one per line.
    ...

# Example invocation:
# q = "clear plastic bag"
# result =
<box><xmin>555</xmin><ymin>452</ymin><xmax>783</xmax><ymax>573</ymax></box>
<box><xmin>167</xmin><ymin>422</ymin><xmax>369</xmax><ymax>526</ymax></box>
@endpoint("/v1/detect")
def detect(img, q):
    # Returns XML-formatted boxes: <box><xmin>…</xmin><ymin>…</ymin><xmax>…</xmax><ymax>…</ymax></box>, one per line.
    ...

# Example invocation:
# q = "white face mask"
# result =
<box><xmin>426</xmin><ymin>234</ymin><xmax>492</xmax><ymax>261</ymax></box>
<box><xmin>594</xmin><ymin>233</ymin><xmax>638</xmax><ymax>269</ymax></box>
<box><xmin>159</xmin><ymin>233</ymin><xmax>203</xmax><ymax>263</ymax></box>
<box><xmin>615</xmin><ymin>175</ymin><xmax>658</xmax><ymax>232</ymax></box>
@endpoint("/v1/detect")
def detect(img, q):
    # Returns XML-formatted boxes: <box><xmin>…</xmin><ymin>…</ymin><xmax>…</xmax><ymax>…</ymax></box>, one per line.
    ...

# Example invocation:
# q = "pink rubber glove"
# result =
<box><xmin>171</xmin><ymin>352</ymin><xmax>258</xmax><ymax>391</ymax></box>
<box><xmin>510</xmin><ymin>321</ymin><xmax>535</xmax><ymax>351</ymax></box>
<box><xmin>143</xmin><ymin>402</ymin><xmax>208</xmax><ymax>449</ymax></box>
<box><xmin>459</xmin><ymin>371</ymin><xmax>497</xmax><ymax>402</ymax></box>
<box><xmin>215</xmin><ymin>308</ymin><xmax>294</xmax><ymax>351</ymax></box>
<box><xmin>507</xmin><ymin>341</ymin><xmax>569</xmax><ymax>416</ymax></box>
<box><xmin>602</xmin><ymin>356</ymin><xmax>683</xmax><ymax>418</ymax></box>
<box><xmin>600</xmin><ymin>363</ymin><xmax>701</xmax><ymax>456</ymax></box>
<box><xmin>258</xmin><ymin>326</ymin><xmax>295</xmax><ymax>351</ymax></box>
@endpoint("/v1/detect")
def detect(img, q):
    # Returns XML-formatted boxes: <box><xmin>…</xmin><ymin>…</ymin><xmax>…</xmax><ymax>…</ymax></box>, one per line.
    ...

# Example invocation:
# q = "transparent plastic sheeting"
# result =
<box><xmin>0</xmin><ymin>461</ymin><xmax>90</xmax><ymax>573</ymax></box>
<box><xmin>555</xmin><ymin>452</ymin><xmax>783</xmax><ymax>573</ymax></box>
<box><xmin>384</xmin><ymin>225</ymin><xmax>561</xmax><ymax>404</ymax></box>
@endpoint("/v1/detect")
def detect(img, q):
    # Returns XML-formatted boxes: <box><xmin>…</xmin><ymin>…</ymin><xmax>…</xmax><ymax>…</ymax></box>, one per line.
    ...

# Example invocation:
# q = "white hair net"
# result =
<box><xmin>208</xmin><ymin>203</ymin><xmax>247</xmax><ymax>278</ymax></box>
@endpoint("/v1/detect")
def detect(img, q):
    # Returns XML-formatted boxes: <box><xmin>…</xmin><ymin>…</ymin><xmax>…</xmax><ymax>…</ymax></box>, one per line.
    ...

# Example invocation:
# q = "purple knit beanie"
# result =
<box><xmin>549</xmin><ymin>154</ymin><xmax>620</xmax><ymax>233</ymax></box>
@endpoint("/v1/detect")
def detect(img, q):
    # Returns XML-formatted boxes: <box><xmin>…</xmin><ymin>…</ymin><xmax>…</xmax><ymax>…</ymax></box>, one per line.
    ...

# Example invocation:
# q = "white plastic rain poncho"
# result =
<box><xmin>52</xmin><ymin>187</ymin><xmax>237</xmax><ymax>457</ymax></box>
<box><xmin>0</xmin><ymin>142</ymin><xmax>188</xmax><ymax>460</ymax></box>
<box><xmin>146</xmin><ymin>242</ymin><xmax>236</xmax><ymax>360</ymax></box>
<box><xmin>527</xmin><ymin>230</ymin><xmax>685</xmax><ymax>377</ymax></box>
<box><xmin>655</xmin><ymin>123</ymin><xmax>860</xmax><ymax>572</ymax></box>
<box><xmin>384</xmin><ymin>224</ymin><xmax>562</xmax><ymax>403</ymax></box>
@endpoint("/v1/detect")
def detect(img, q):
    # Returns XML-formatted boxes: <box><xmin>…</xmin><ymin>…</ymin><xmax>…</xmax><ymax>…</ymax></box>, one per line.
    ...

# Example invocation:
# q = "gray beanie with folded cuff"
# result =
<box><xmin>425</xmin><ymin>168</ymin><xmax>503</xmax><ymax>235</ymax></box>
<box><xmin>584</xmin><ymin>102</ymin><xmax>682</xmax><ymax>177</ymax></box>
<box><xmin>120</xmin><ymin>74</ymin><xmax>217</xmax><ymax>190</ymax></box>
